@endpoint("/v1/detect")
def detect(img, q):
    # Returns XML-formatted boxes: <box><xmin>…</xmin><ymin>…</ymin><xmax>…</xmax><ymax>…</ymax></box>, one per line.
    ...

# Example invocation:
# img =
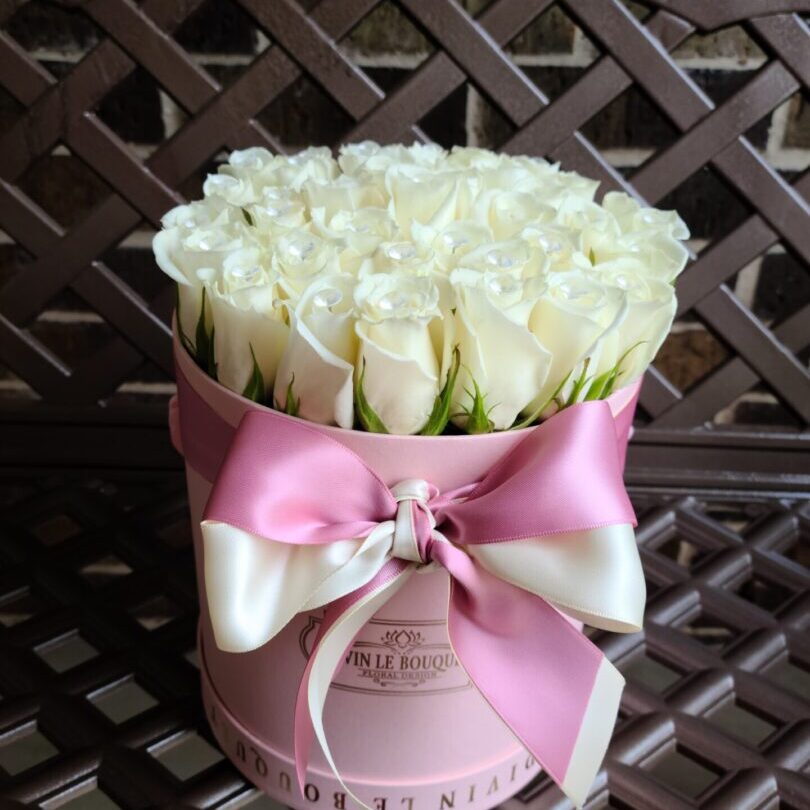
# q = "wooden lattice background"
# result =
<box><xmin>0</xmin><ymin>0</ymin><xmax>808</xmax><ymax>449</ymax></box>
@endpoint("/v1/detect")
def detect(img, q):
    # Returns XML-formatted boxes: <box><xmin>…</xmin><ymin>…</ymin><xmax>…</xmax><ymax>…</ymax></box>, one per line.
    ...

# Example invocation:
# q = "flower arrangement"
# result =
<box><xmin>154</xmin><ymin>142</ymin><xmax>689</xmax><ymax>435</ymax></box>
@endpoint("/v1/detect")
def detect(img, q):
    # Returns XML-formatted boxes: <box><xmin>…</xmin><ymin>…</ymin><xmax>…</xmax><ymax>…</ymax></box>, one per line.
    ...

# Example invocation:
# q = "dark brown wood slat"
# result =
<box><xmin>400</xmin><ymin>0</ymin><xmax>550</xmax><ymax>126</ymax></box>
<box><xmin>643</xmin><ymin>0</ymin><xmax>810</xmax><ymax>29</ymax></box>
<box><xmin>675</xmin><ymin>171</ymin><xmax>810</xmax><ymax>317</ymax></box>
<box><xmin>0</xmin><ymin>0</ymin><xmax>378</xmax><ymax>332</ymax></box>
<box><xmin>81</xmin><ymin>0</ymin><xmax>220</xmax><ymax>114</ymax></box>
<box><xmin>631</xmin><ymin>61</ymin><xmax>799</xmax><ymax>200</ymax></box>
<box><xmin>68</xmin><ymin>267</ymin><xmax>174</xmax><ymax>381</ymax></box>
<box><xmin>750</xmin><ymin>14</ymin><xmax>810</xmax><ymax>87</ymax></box>
<box><xmin>0</xmin><ymin>37</ymin><xmax>149</xmax><ymax>182</ymax></box>
<box><xmin>347</xmin><ymin>0</ymin><xmax>553</xmax><ymax>143</ymax></box>
<box><xmin>0</xmin><ymin>314</ymin><xmax>69</xmax><ymax>399</ymax></box>
<box><xmin>639</xmin><ymin>368</ymin><xmax>683</xmax><ymax>419</ymax></box>
<box><xmin>568</xmin><ymin>0</ymin><xmax>810</xmax><ymax>265</ymax></box>
<box><xmin>501</xmin><ymin>10</ymin><xmax>695</xmax><ymax>212</ymax></box>
<box><xmin>0</xmin><ymin>179</ymin><xmax>63</xmax><ymax>250</ymax></box>
<box><xmin>652</xmin><ymin>304</ymin><xmax>810</xmax><ymax>428</ymax></box>
<box><xmin>503</xmin><ymin>13</ymin><xmax>690</xmax><ymax>156</ymax></box>
<box><xmin>351</xmin><ymin>0</ymin><xmax>638</xmax><ymax>195</ymax></box>
<box><xmin>239</xmin><ymin>0</ymin><xmax>384</xmax><ymax>120</ymax></box>
<box><xmin>68</xmin><ymin>113</ymin><xmax>183</xmax><ymax>223</ymax></box>
<box><xmin>0</xmin><ymin>184</ymin><xmax>173</xmax><ymax>390</ymax></box>
<box><xmin>0</xmin><ymin>31</ymin><xmax>53</xmax><ymax>102</ymax></box>
<box><xmin>0</xmin><ymin>0</ymin><xmax>387</xmax><ymax>401</ymax></box>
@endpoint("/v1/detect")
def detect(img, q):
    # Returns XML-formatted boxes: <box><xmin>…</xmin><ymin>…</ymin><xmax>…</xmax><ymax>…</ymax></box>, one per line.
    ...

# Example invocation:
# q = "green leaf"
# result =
<box><xmin>175</xmin><ymin>283</ymin><xmax>195</xmax><ymax>355</ymax></box>
<box><xmin>565</xmin><ymin>357</ymin><xmax>592</xmax><ymax>406</ymax></box>
<box><xmin>241</xmin><ymin>344</ymin><xmax>265</xmax><ymax>403</ymax></box>
<box><xmin>190</xmin><ymin>288</ymin><xmax>218</xmax><ymax>380</ymax></box>
<box><xmin>283</xmin><ymin>374</ymin><xmax>300</xmax><ymax>417</ymax></box>
<box><xmin>194</xmin><ymin>288</ymin><xmax>211</xmax><ymax>368</ymax></box>
<box><xmin>242</xmin><ymin>207</ymin><xmax>254</xmax><ymax>226</ymax></box>
<box><xmin>419</xmin><ymin>346</ymin><xmax>461</xmax><ymax>435</ymax></box>
<box><xmin>354</xmin><ymin>361</ymin><xmax>388</xmax><ymax>433</ymax></box>
<box><xmin>584</xmin><ymin>367</ymin><xmax>613</xmax><ymax>401</ymax></box>
<box><xmin>207</xmin><ymin>323</ymin><xmax>218</xmax><ymax>380</ymax></box>
<box><xmin>510</xmin><ymin>371</ymin><xmax>571</xmax><ymax>430</ymax></box>
<box><xmin>462</xmin><ymin>377</ymin><xmax>493</xmax><ymax>434</ymax></box>
<box><xmin>583</xmin><ymin>342</ymin><xmax>647</xmax><ymax>401</ymax></box>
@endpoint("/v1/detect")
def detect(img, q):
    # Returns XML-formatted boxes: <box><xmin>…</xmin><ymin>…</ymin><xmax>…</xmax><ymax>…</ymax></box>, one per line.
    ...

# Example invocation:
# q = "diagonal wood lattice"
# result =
<box><xmin>0</xmin><ymin>472</ymin><xmax>807</xmax><ymax>808</ymax></box>
<box><xmin>0</xmin><ymin>0</ymin><xmax>807</xmax><ymax>438</ymax></box>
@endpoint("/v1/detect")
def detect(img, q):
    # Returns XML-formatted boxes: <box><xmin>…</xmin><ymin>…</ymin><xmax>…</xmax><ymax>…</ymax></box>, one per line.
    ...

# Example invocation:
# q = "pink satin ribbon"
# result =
<box><xmin>173</xmin><ymin>364</ymin><xmax>640</xmax><ymax>804</ymax></box>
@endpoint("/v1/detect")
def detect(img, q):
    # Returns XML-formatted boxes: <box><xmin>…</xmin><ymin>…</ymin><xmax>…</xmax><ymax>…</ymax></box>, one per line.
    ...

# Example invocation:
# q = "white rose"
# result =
<box><xmin>221</xmin><ymin>247</ymin><xmax>272</xmax><ymax>292</ymax></box>
<box><xmin>620</xmin><ymin>231</ymin><xmax>690</xmax><ymax>282</ymax></box>
<box><xmin>526</xmin><ymin>270</ymin><xmax>624</xmax><ymax>410</ymax></box>
<box><xmin>386</xmin><ymin>167</ymin><xmax>474</xmax><ymax>238</ymax></box>
<box><xmin>153</xmin><ymin>228</ymin><xmax>207</xmax><ymax>347</ymax></box>
<box><xmin>555</xmin><ymin>169</ymin><xmax>600</xmax><ymax>202</ymax></box>
<box><xmin>473</xmin><ymin>189</ymin><xmax>555</xmax><ymax>240</ymax></box>
<box><xmin>227</xmin><ymin>146</ymin><xmax>274</xmax><ymax>173</ymax></box>
<box><xmin>339</xmin><ymin>141</ymin><xmax>447</xmax><ymax>176</ymax></box>
<box><xmin>311</xmin><ymin>207</ymin><xmax>397</xmax><ymax>269</ymax></box>
<box><xmin>244</xmin><ymin>187</ymin><xmax>307</xmax><ymax>234</ymax></box>
<box><xmin>451</xmin><ymin>271</ymin><xmax>551</xmax><ymax>431</ymax></box>
<box><xmin>555</xmin><ymin>198</ymin><xmax>619</xmax><ymax>237</ymax></box>
<box><xmin>593</xmin><ymin>267</ymin><xmax>677</xmax><ymax>387</ymax></box>
<box><xmin>521</xmin><ymin>224</ymin><xmax>587</xmax><ymax>271</ymax></box>
<box><xmin>303</xmin><ymin>175</ymin><xmax>387</xmax><ymax>218</ymax></box>
<box><xmin>446</xmin><ymin>146</ymin><xmax>505</xmax><ymax>171</ymax></box>
<box><xmin>354</xmin><ymin>273</ymin><xmax>443</xmax><ymax>434</ymax></box>
<box><xmin>272</xmin><ymin>229</ymin><xmax>339</xmax><ymax>299</ymax></box>
<box><xmin>153</xmin><ymin>220</ymin><xmax>249</xmax><ymax>346</ymax></box>
<box><xmin>251</xmin><ymin>147</ymin><xmax>338</xmax><ymax>192</ymax></box>
<box><xmin>362</xmin><ymin>240</ymin><xmax>434</xmax><ymax>275</ymax></box>
<box><xmin>160</xmin><ymin>197</ymin><xmax>228</xmax><ymax>231</ymax></box>
<box><xmin>456</xmin><ymin>238</ymin><xmax>546</xmax><ymax>279</ymax></box>
<box><xmin>602</xmin><ymin>191</ymin><xmax>690</xmax><ymax>239</ymax></box>
<box><xmin>411</xmin><ymin>220</ymin><xmax>493</xmax><ymax>272</ymax></box>
<box><xmin>274</xmin><ymin>275</ymin><xmax>357</xmax><ymax>428</ymax></box>
<box><xmin>362</xmin><ymin>241</ymin><xmax>456</xmax><ymax>313</ymax></box>
<box><xmin>208</xmin><ymin>283</ymin><xmax>289</xmax><ymax>399</ymax></box>
<box><xmin>476</xmin><ymin>156</ymin><xmax>558</xmax><ymax>193</ymax></box>
<box><xmin>203</xmin><ymin>172</ymin><xmax>258</xmax><ymax>207</ymax></box>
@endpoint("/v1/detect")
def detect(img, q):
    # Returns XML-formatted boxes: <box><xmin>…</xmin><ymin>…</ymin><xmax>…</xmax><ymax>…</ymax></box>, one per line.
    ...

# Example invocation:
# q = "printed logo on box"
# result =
<box><xmin>299</xmin><ymin>616</ymin><xmax>471</xmax><ymax>695</ymax></box>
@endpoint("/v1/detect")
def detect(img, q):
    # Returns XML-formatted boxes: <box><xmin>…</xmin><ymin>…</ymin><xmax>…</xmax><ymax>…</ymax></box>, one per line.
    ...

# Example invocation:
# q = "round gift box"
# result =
<box><xmin>172</xmin><ymin>330</ymin><xmax>636</xmax><ymax>810</ymax></box>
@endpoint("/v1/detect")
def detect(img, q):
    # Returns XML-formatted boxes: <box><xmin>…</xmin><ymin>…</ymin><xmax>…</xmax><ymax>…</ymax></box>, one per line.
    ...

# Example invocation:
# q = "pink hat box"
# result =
<box><xmin>172</xmin><ymin>329</ymin><xmax>637</xmax><ymax>810</ymax></box>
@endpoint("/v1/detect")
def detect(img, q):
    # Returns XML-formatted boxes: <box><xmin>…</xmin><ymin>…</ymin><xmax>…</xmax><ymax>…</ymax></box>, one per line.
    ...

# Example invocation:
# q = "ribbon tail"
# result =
<box><xmin>294</xmin><ymin>559</ymin><xmax>413</xmax><ymax>805</ymax></box>
<box><xmin>433</xmin><ymin>543</ymin><xmax>623</xmax><ymax>809</ymax></box>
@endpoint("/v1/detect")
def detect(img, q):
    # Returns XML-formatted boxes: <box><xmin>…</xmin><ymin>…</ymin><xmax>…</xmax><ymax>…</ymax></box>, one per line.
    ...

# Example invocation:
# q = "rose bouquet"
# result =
<box><xmin>155</xmin><ymin>142</ymin><xmax>688</xmax><ymax>435</ymax></box>
<box><xmin>156</xmin><ymin>143</ymin><xmax>688</xmax><ymax>810</ymax></box>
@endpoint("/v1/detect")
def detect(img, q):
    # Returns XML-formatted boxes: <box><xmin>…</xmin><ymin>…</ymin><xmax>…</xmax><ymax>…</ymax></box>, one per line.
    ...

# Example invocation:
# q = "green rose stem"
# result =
<box><xmin>283</xmin><ymin>375</ymin><xmax>300</xmax><ymax>417</ymax></box>
<box><xmin>585</xmin><ymin>342</ymin><xmax>646</xmax><ymax>401</ymax></box>
<box><xmin>420</xmin><ymin>346</ymin><xmax>461</xmax><ymax>436</ymax></box>
<box><xmin>175</xmin><ymin>282</ymin><xmax>195</xmax><ymax>356</ymax></box>
<box><xmin>462</xmin><ymin>377</ymin><xmax>495</xmax><ymax>434</ymax></box>
<box><xmin>354</xmin><ymin>360</ymin><xmax>389</xmax><ymax>433</ymax></box>
<box><xmin>510</xmin><ymin>371</ymin><xmax>571</xmax><ymax>431</ymax></box>
<box><xmin>241</xmin><ymin>344</ymin><xmax>265</xmax><ymax>404</ymax></box>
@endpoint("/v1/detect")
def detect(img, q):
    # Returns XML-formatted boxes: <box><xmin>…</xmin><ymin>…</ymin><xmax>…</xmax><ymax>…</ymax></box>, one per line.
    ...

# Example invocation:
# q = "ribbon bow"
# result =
<box><xmin>194</xmin><ymin>394</ymin><xmax>646</xmax><ymax>808</ymax></box>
